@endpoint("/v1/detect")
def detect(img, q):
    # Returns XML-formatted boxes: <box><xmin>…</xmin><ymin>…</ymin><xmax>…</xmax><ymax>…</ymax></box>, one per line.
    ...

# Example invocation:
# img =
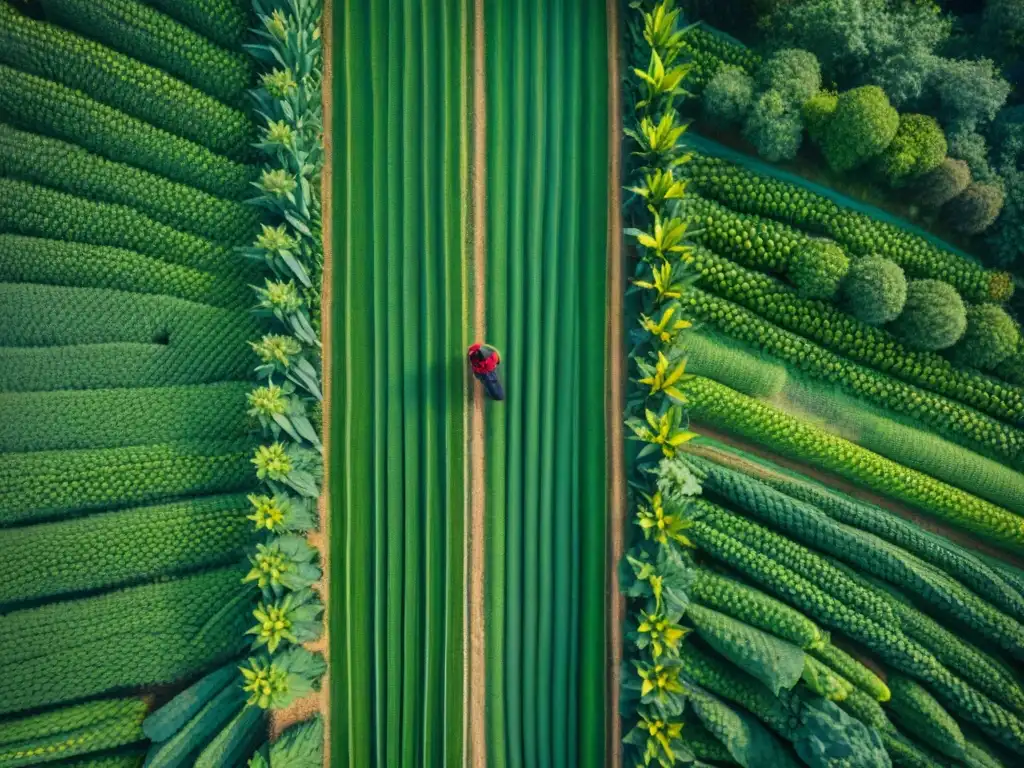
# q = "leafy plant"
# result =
<box><xmin>839</xmin><ymin>255</ymin><xmax>907</xmax><ymax>326</ymax></box>
<box><xmin>822</xmin><ymin>86</ymin><xmax>899</xmax><ymax>172</ymax></box>
<box><xmin>888</xmin><ymin>279</ymin><xmax>967</xmax><ymax>351</ymax></box>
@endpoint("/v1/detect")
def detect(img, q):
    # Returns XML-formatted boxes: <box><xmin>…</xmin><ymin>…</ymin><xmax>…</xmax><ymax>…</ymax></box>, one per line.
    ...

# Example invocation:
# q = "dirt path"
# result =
<box><xmin>268</xmin><ymin>0</ymin><xmax>333</xmax><ymax>754</ymax></box>
<box><xmin>465</xmin><ymin>0</ymin><xmax>489</xmax><ymax>763</ymax></box>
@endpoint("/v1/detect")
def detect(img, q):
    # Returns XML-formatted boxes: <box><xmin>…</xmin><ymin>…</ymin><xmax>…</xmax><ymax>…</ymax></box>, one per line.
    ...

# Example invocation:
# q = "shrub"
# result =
<box><xmin>743</xmin><ymin>89</ymin><xmax>804</xmax><ymax>162</ymax></box>
<box><xmin>945</xmin><ymin>183</ymin><xmax>1006</xmax><ymax>235</ymax></box>
<box><xmin>703</xmin><ymin>66</ymin><xmax>755</xmax><ymax>126</ymax></box>
<box><xmin>889</xmin><ymin>279</ymin><xmax>967</xmax><ymax>351</ymax></box>
<box><xmin>877</xmin><ymin>113</ymin><xmax>947</xmax><ymax>186</ymax></box>
<box><xmin>840</xmin><ymin>255</ymin><xmax>908</xmax><ymax>325</ymax></box>
<box><xmin>756</xmin><ymin>48</ymin><xmax>821</xmax><ymax>106</ymax></box>
<box><xmin>913</xmin><ymin>157</ymin><xmax>971</xmax><ymax>209</ymax></box>
<box><xmin>803</xmin><ymin>89</ymin><xmax>838</xmax><ymax>144</ymax></box>
<box><xmin>690</xmin><ymin>248</ymin><xmax>1024</xmax><ymax>426</ymax></box>
<box><xmin>788</xmin><ymin>239</ymin><xmax>850</xmax><ymax>299</ymax></box>
<box><xmin>950</xmin><ymin>304</ymin><xmax>1022</xmax><ymax>370</ymax></box>
<box><xmin>822</xmin><ymin>86</ymin><xmax>899</xmax><ymax>172</ymax></box>
<box><xmin>946</xmin><ymin>126</ymin><xmax>997</xmax><ymax>184</ymax></box>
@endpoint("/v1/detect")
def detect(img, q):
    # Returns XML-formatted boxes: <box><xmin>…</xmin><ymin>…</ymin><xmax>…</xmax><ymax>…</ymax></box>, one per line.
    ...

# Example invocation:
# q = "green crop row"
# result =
<box><xmin>0</xmin><ymin>178</ymin><xmax>251</xmax><ymax>280</ymax></box>
<box><xmin>689</xmin><ymin>246</ymin><xmax>1024</xmax><ymax>427</ymax></box>
<box><xmin>679</xmin><ymin>286</ymin><xmax>1024</xmax><ymax>467</ymax></box>
<box><xmin>681</xmin><ymin>153</ymin><xmax>1013</xmax><ymax>303</ymax></box>
<box><xmin>0</xmin><ymin>1</ymin><xmax>252</xmax><ymax>158</ymax></box>
<box><xmin>0</xmin><ymin>382</ymin><xmax>251</xmax><ymax>453</ymax></box>
<box><xmin>0</xmin><ymin>64</ymin><xmax>254</xmax><ymax>199</ymax></box>
<box><xmin>680</xmin><ymin>376</ymin><xmax>1024</xmax><ymax>552</ymax></box>
<box><xmin>0</xmin><ymin>565</ymin><xmax>252</xmax><ymax>716</ymax></box>
<box><xmin>0</xmin><ymin>439</ymin><xmax>255</xmax><ymax>527</ymax></box>
<box><xmin>0</xmin><ymin>124</ymin><xmax>260</xmax><ymax>244</ymax></box>
<box><xmin>0</xmin><ymin>235</ymin><xmax>253</xmax><ymax>307</ymax></box>
<box><xmin>0</xmin><ymin>696</ymin><xmax>147</xmax><ymax>767</ymax></box>
<box><xmin>142</xmin><ymin>0</ymin><xmax>251</xmax><ymax>50</ymax></box>
<box><xmin>40</xmin><ymin>0</ymin><xmax>253</xmax><ymax>106</ymax></box>
<box><xmin>1</xmin><ymin>494</ymin><xmax>255</xmax><ymax>607</ymax></box>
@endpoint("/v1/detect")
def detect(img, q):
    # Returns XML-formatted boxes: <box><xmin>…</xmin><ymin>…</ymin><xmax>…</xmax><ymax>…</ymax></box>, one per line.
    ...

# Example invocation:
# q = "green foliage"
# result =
<box><xmin>689</xmin><ymin>567</ymin><xmax>828</xmax><ymax>651</ymax></box>
<box><xmin>889</xmin><ymin>674</ymin><xmax>966</xmax><ymax>760</ymax></box>
<box><xmin>809</xmin><ymin>646</ymin><xmax>888</xmax><ymax>703</ymax></box>
<box><xmin>742</xmin><ymin>89</ymin><xmax>804</xmax><ymax>162</ymax></box>
<box><xmin>840</xmin><ymin>255</ymin><xmax>907</xmax><ymax>325</ymax></box>
<box><xmin>792</xmin><ymin>693</ymin><xmax>890</xmax><ymax>768</ymax></box>
<box><xmin>0</xmin><ymin>125</ymin><xmax>261</xmax><ymax>244</ymax></box>
<box><xmin>141</xmin><ymin>0</ymin><xmax>250</xmax><ymax>49</ymax></box>
<box><xmin>144</xmin><ymin>678</ymin><xmax>246</xmax><ymax>768</ymax></box>
<box><xmin>802</xmin><ymin>89</ymin><xmax>837</xmax><ymax>144</ymax></box>
<box><xmin>0</xmin><ymin>697</ymin><xmax>147</xmax><ymax>767</ymax></box>
<box><xmin>680</xmin><ymin>330</ymin><xmax>789</xmax><ymax>398</ymax></box>
<box><xmin>836</xmin><ymin>687</ymin><xmax>890</xmax><ymax>732</ymax></box>
<box><xmin>686</xmin><ymin>602</ymin><xmax>806</xmax><ymax>696</ymax></box>
<box><xmin>682</xmin><ymin>152</ymin><xmax>1011</xmax><ymax>303</ymax></box>
<box><xmin>0</xmin><ymin>382</ymin><xmax>249</xmax><ymax>453</ymax></box>
<box><xmin>760</xmin><ymin>471</ymin><xmax>1024</xmax><ymax>625</ymax></box>
<box><xmin>142</xmin><ymin>660</ymin><xmax>240</xmax><ymax>743</ymax></box>
<box><xmin>822</xmin><ymin>86</ymin><xmax>900</xmax><ymax>172</ymax></box>
<box><xmin>787</xmin><ymin>239</ymin><xmax>849</xmax><ymax>299</ymax></box>
<box><xmin>0</xmin><ymin>1</ymin><xmax>253</xmax><ymax>158</ymax></box>
<box><xmin>680</xmin><ymin>377</ymin><xmax>1024</xmax><ymax>552</ymax></box>
<box><xmin>913</xmin><ymin>157</ymin><xmax>971</xmax><ymax>209</ymax></box>
<box><xmin>40</xmin><ymin>0</ymin><xmax>254</xmax><ymax>105</ymax></box>
<box><xmin>1</xmin><ymin>494</ymin><xmax>256</xmax><ymax>607</ymax></box>
<box><xmin>951</xmin><ymin>304</ymin><xmax>1022</xmax><ymax>371</ymax></box>
<box><xmin>877</xmin><ymin>113</ymin><xmax>946</xmax><ymax>187</ymax></box>
<box><xmin>679</xmin><ymin>287</ymin><xmax>1024</xmax><ymax>467</ymax></box>
<box><xmin>253</xmin><ymin>715</ymin><xmax>323</xmax><ymax>768</ymax></box>
<box><xmin>0</xmin><ymin>565</ymin><xmax>252</xmax><ymax>716</ymax></box>
<box><xmin>880</xmin><ymin>729</ymin><xmax>947</xmax><ymax>768</ymax></box>
<box><xmin>702</xmin><ymin>66</ymin><xmax>754</xmax><ymax>126</ymax></box>
<box><xmin>986</xmin><ymin>167</ymin><xmax>1024</xmax><ymax>269</ymax></box>
<box><xmin>945</xmin><ymin>183</ymin><xmax>1006</xmax><ymax>236</ymax></box>
<box><xmin>756</xmin><ymin>48</ymin><xmax>821</xmax><ymax>106</ymax></box>
<box><xmin>0</xmin><ymin>284</ymin><xmax>258</xmax><ymax>391</ymax></box>
<box><xmin>929</xmin><ymin>57</ymin><xmax>1010</xmax><ymax>132</ymax></box>
<box><xmin>0</xmin><ymin>64</ymin><xmax>254</xmax><ymax>199</ymax></box>
<box><xmin>946</xmin><ymin>126</ymin><xmax>997</xmax><ymax>184</ymax></box>
<box><xmin>801</xmin><ymin>655</ymin><xmax>853</xmax><ymax>701</ymax></box>
<box><xmin>689</xmin><ymin>249</ymin><xmax>1024</xmax><ymax>426</ymax></box>
<box><xmin>692</xmin><ymin>457</ymin><xmax>1024</xmax><ymax>659</ymax></box>
<box><xmin>0</xmin><ymin>235</ymin><xmax>252</xmax><ymax>307</ymax></box>
<box><xmin>888</xmin><ymin>279</ymin><xmax>967</xmax><ymax>351</ymax></box>
<box><xmin>0</xmin><ymin>178</ymin><xmax>251</xmax><ymax>284</ymax></box>
<box><xmin>0</xmin><ymin>440</ymin><xmax>254</xmax><ymax>527</ymax></box>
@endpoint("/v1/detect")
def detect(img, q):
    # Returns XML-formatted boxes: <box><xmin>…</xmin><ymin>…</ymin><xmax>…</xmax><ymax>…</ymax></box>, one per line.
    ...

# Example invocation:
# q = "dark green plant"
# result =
<box><xmin>743</xmin><ymin>89</ymin><xmax>804</xmax><ymax>162</ymax></box>
<box><xmin>945</xmin><ymin>183</ymin><xmax>1006</xmax><ymax>235</ymax></box>
<box><xmin>702</xmin><ymin>66</ymin><xmax>754</xmax><ymax>126</ymax></box>
<box><xmin>756</xmin><ymin>48</ymin><xmax>821</xmax><ymax>106</ymax></box>
<box><xmin>822</xmin><ymin>86</ymin><xmax>899</xmax><ymax>172</ymax></box>
<box><xmin>787</xmin><ymin>239</ymin><xmax>849</xmax><ymax>300</ymax></box>
<box><xmin>840</xmin><ymin>255</ymin><xmax>907</xmax><ymax>325</ymax></box>
<box><xmin>802</xmin><ymin>89</ymin><xmax>837</xmax><ymax>144</ymax></box>
<box><xmin>913</xmin><ymin>157</ymin><xmax>971</xmax><ymax>209</ymax></box>
<box><xmin>950</xmin><ymin>304</ymin><xmax>1022</xmax><ymax>371</ymax></box>
<box><xmin>877</xmin><ymin>113</ymin><xmax>947</xmax><ymax>187</ymax></box>
<box><xmin>888</xmin><ymin>279</ymin><xmax>967</xmax><ymax>351</ymax></box>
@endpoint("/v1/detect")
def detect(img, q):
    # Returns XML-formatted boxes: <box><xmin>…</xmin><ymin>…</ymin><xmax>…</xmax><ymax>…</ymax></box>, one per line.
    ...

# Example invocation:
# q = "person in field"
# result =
<box><xmin>467</xmin><ymin>342</ymin><xmax>504</xmax><ymax>401</ymax></box>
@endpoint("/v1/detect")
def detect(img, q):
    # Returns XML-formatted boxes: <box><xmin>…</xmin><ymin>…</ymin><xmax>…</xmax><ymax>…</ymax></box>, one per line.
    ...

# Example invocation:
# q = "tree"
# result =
<box><xmin>888</xmin><ymin>279</ymin><xmax>967</xmax><ymax>351</ymax></box>
<box><xmin>876</xmin><ymin>113</ymin><xmax>947</xmax><ymax>186</ymax></box>
<box><xmin>756</xmin><ymin>49</ymin><xmax>821</xmax><ymax>106</ymax></box>
<box><xmin>950</xmin><ymin>304</ymin><xmax>1022</xmax><ymax>370</ymax></box>
<box><xmin>986</xmin><ymin>166</ymin><xmax>1024</xmax><ymax>267</ymax></box>
<box><xmin>912</xmin><ymin>157</ymin><xmax>971</xmax><ymax>208</ymax></box>
<box><xmin>927</xmin><ymin>58</ymin><xmax>1010</xmax><ymax>132</ymax></box>
<box><xmin>840</xmin><ymin>256</ymin><xmax>908</xmax><ymax>325</ymax></box>
<box><xmin>802</xmin><ymin>89</ymin><xmax>838</xmax><ymax>144</ymax></box>
<box><xmin>703</xmin><ymin>67</ymin><xmax>755</xmax><ymax>127</ymax></box>
<box><xmin>743</xmin><ymin>89</ymin><xmax>805</xmax><ymax>162</ymax></box>
<box><xmin>762</xmin><ymin>0</ymin><xmax>949</xmax><ymax>90</ymax></box>
<box><xmin>788</xmin><ymin>239</ymin><xmax>850</xmax><ymax>299</ymax></box>
<box><xmin>822</xmin><ymin>86</ymin><xmax>900</xmax><ymax>172</ymax></box>
<box><xmin>944</xmin><ymin>182</ymin><xmax>1006</xmax><ymax>235</ymax></box>
<box><xmin>945</xmin><ymin>126</ymin><xmax>997</xmax><ymax>184</ymax></box>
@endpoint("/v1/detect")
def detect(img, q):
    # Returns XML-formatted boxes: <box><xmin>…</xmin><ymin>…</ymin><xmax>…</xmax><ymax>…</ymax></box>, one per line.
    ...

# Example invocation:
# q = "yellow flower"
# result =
<box><xmin>637</xmin><ymin>609</ymin><xmax>690</xmax><ymax>658</ymax></box>
<box><xmin>256</xmin><ymin>223</ymin><xmax>298</xmax><ymax>252</ymax></box>
<box><xmin>637</xmin><ymin>662</ymin><xmax>684</xmax><ymax>700</ymax></box>
<box><xmin>247</xmin><ymin>493</ymin><xmax>287</xmax><ymax>531</ymax></box>
<box><xmin>638</xmin><ymin>351</ymin><xmax>690</xmax><ymax>403</ymax></box>
<box><xmin>260</xmin><ymin>168</ymin><xmax>298</xmax><ymax>198</ymax></box>
<box><xmin>634</xmin><ymin>262</ymin><xmax>683</xmax><ymax>303</ymax></box>
<box><xmin>636</xmin><ymin>491</ymin><xmax>695</xmax><ymax>548</ymax></box>
<box><xmin>241</xmin><ymin>658</ymin><xmax>289</xmax><ymax>709</ymax></box>
<box><xmin>633</xmin><ymin>408</ymin><xmax>698</xmax><ymax>459</ymax></box>
<box><xmin>247</xmin><ymin>384</ymin><xmax>287</xmax><ymax>418</ymax></box>
<box><xmin>633</xmin><ymin>211</ymin><xmax>693</xmax><ymax>261</ymax></box>
<box><xmin>252</xmin><ymin>443</ymin><xmax>292</xmax><ymax>481</ymax></box>
<box><xmin>627</xmin><ymin>168</ymin><xmax>688</xmax><ymax>209</ymax></box>
<box><xmin>639</xmin><ymin>306</ymin><xmax>692</xmax><ymax>344</ymax></box>
<box><xmin>266</xmin><ymin>9</ymin><xmax>288</xmax><ymax>40</ymax></box>
<box><xmin>251</xmin><ymin>334</ymin><xmax>302</xmax><ymax>366</ymax></box>
<box><xmin>262</xmin><ymin>68</ymin><xmax>298</xmax><ymax>98</ymax></box>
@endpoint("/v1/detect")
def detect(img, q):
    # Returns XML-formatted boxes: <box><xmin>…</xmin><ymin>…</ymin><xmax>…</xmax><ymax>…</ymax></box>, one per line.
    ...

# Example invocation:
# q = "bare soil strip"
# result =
<box><xmin>466</xmin><ymin>0</ymin><xmax>489</xmax><ymax>764</ymax></box>
<box><xmin>604</xmin><ymin>0</ymin><xmax>625</xmax><ymax>764</ymax></box>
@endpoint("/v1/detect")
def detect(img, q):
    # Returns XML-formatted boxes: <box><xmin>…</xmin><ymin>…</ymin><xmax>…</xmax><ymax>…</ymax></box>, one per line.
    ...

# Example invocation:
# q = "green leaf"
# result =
<box><xmin>686</xmin><ymin>603</ymin><xmax>805</xmax><ymax>696</ymax></box>
<box><xmin>268</xmin><ymin>715</ymin><xmax>323</xmax><ymax>767</ymax></box>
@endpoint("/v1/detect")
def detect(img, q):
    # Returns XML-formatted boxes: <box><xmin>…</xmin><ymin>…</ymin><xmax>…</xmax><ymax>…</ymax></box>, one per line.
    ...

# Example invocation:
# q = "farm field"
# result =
<box><xmin>619</xmin><ymin>2</ymin><xmax>1024</xmax><ymax>767</ymax></box>
<box><xmin>4</xmin><ymin>0</ymin><xmax>1024</xmax><ymax>767</ymax></box>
